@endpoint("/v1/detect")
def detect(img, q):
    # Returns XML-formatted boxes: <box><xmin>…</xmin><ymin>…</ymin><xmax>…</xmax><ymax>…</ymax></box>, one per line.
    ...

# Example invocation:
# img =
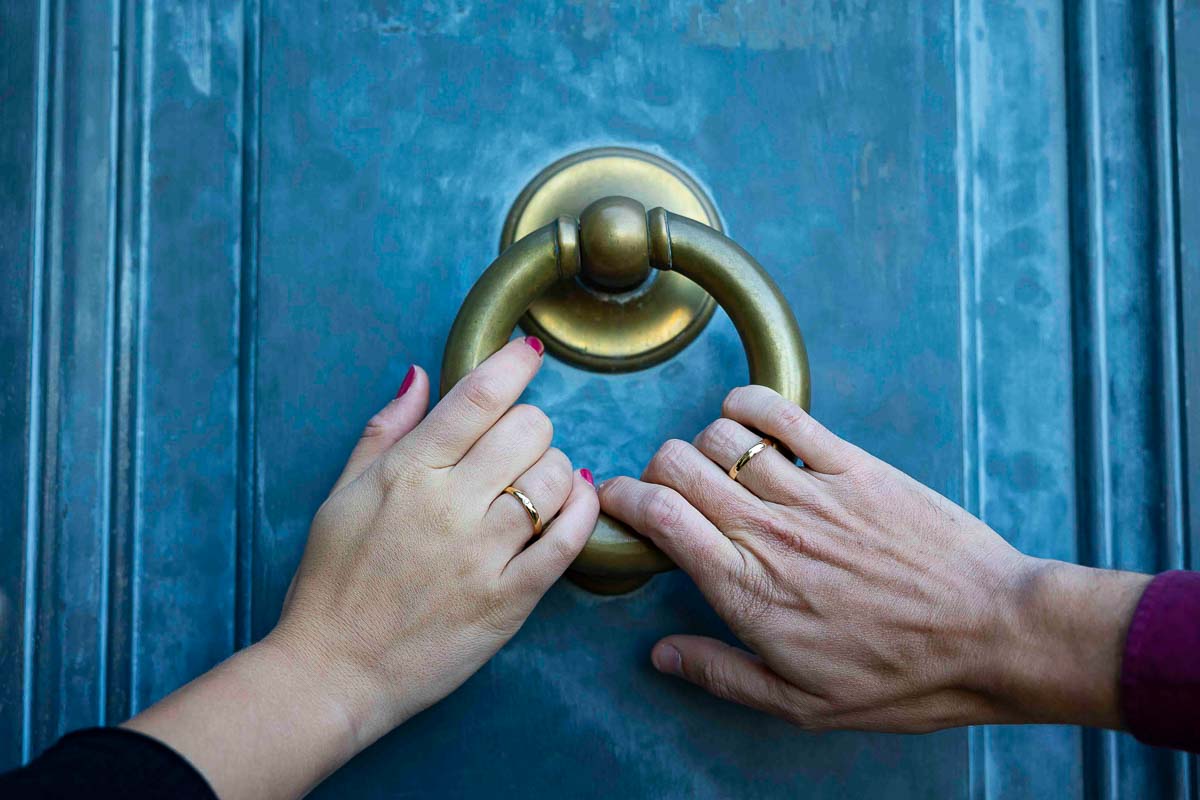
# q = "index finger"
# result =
<box><xmin>598</xmin><ymin>476</ymin><xmax>742</xmax><ymax>587</ymax></box>
<box><xmin>404</xmin><ymin>336</ymin><xmax>546</xmax><ymax>466</ymax></box>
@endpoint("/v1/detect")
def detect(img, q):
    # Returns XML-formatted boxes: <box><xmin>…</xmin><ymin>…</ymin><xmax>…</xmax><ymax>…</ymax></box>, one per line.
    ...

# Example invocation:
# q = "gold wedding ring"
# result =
<box><xmin>728</xmin><ymin>438</ymin><xmax>776</xmax><ymax>481</ymax></box>
<box><xmin>503</xmin><ymin>486</ymin><xmax>543</xmax><ymax>537</ymax></box>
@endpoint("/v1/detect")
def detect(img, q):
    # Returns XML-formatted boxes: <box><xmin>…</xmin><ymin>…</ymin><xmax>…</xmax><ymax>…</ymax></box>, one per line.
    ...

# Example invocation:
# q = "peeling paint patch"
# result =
<box><xmin>165</xmin><ymin>0</ymin><xmax>213</xmax><ymax>96</ymax></box>
<box><xmin>686</xmin><ymin>0</ymin><xmax>873</xmax><ymax>51</ymax></box>
<box><xmin>558</xmin><ymin>0</ymin><xmax>873</xmax><ymax>50</ymax></box>
<box><xmin>366</xmin><ymin>2</ymin><xmax>473</xmax><ymax>37</ymax></box>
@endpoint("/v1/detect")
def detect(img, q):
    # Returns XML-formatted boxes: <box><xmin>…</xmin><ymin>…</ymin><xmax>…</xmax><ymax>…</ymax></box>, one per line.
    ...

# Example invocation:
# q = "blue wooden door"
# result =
<box><xmin>3</xmin><ymin>2</ymin><xmax>1198</xmax><ymax>797</ymax></box>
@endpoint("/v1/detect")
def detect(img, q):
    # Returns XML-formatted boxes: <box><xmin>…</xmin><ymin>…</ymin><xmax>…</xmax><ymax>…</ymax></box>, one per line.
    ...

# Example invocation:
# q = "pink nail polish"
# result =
<box><xmin>524</xmin><ymin>335</ymin><xmax>544</xmax><ymax>356</ymax></box>
<box><xmin>580</xmin><ymin>468</ymin><xmax>594</xmax><ymax>486</ymax></box>
<box><xmin>395</xmin><ymin>366</ymin><xmax>416</xmax><ymax>398</ymax></box>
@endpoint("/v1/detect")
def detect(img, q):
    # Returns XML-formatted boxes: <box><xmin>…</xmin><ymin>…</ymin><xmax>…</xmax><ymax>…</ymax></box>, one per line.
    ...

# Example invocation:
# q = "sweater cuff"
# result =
<box><xmin>0</xmin><ymin>726</ymin><xmax>217</xmax><ymax>799</ymax></box>
<box><xmin>1119</xmin><ymin>570</ymin><xmax>1200</xmax><ymax>753</ymax></box>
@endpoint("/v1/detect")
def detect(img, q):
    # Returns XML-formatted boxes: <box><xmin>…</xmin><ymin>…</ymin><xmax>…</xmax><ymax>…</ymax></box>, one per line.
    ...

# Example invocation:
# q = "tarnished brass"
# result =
<box><xmin>501</xmin><ymin>147</ymin><xmax>722</xmax><ymax>372</ymax></box>
<box><xmin>442</xmin><ymin>197</ymin><xmax>809</xmax><ymax>594</ymax></box>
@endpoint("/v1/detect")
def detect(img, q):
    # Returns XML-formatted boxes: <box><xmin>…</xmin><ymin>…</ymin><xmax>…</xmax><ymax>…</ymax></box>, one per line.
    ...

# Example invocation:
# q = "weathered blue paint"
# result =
<box><xmin>1</xmin><ymin>1</ymin><xmax>1196</xmax><ymax>797</ymax></box>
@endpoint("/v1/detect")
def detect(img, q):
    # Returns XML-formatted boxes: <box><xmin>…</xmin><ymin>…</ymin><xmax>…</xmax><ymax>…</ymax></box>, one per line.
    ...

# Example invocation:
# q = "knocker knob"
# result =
<box><xmin>577</xmin><ymin>196</ymin><xmax>653</xmax><ymax>292</ymax></box>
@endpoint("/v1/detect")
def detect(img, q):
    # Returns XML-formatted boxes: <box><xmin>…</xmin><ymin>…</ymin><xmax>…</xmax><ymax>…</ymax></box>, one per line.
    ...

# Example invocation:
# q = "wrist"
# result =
<box><xmin>255</xmin><ymin>628</ymin><xmax>397</xmax><ymax>754</ymax></box>
<box><xmin>979</xmin><ymin>557</ymin><xmax>1151</xmax><ymax>729</ymax></box>
<box><xmin>121</xmin><ymin>633</ymin><xmax>393</xmax><ymax>800</ymax></box>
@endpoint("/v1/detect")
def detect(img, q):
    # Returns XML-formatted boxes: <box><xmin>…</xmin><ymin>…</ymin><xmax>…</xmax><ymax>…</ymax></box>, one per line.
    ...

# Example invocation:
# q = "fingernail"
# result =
<box><xmin>524</xmin><ymin>335</ymin><xmax>544</xmax><ymax>356</ymax></box>
<box><xmin>580</xmin><ymin>468</ymin><xmax>594</xmax><ymax>486</ymax></box>
<box><xmin>395</xmin><ymin>365</ymin><xmax>416</xmax><ymax>398</ymax></box>
<box><xmin>653</xmin><ymin>643</ymin><xmax>682</xmax><ymax>675</ymax></box>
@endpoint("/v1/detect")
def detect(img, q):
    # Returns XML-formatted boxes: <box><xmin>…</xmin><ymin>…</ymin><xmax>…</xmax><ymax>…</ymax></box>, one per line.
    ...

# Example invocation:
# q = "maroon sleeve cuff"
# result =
<box><xmin>1119</xmin><ymin>570</ymin><xmax>1200</xmax><ymax>753</ymax></box>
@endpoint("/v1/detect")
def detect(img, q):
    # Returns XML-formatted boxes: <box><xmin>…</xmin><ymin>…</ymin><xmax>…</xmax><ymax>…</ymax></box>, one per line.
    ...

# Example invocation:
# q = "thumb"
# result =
<box><xmin>651</xmin><ymin>635</ymin><xmax>796</xmax><ymax>717</ymax></box>
<box><xmin>331</xmin><ymin>365</ymin><xmax>430</xmax><ymax>493</ymax></box>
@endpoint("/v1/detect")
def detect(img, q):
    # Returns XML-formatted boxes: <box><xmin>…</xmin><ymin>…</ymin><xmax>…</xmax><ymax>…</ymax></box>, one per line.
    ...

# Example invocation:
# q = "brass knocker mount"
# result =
<box><xmin>442</xmin><ymin>149</ymin><xmax>809</xmax><ymax>594</ymax></box>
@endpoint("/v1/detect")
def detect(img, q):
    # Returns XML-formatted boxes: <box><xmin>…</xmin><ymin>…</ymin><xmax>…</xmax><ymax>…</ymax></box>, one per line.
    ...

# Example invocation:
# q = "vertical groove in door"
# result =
<box><xmin>26</xmin><ymin>0</ymin><xmax>146</xmax><ymax>749</ymax></box>
<box><xmin>104</xmin><ymin>0</ymin><xmax>151</xmax><ymax>725</ymax></box>
<box><xmin>953</xmin><ymin>0</ymin><xmax>986</xmax><ymax>797</ymax></box>
<box><xmin>959</xmin><ymin>0</ymin><xmax>1081</xmax><ymax>796</ymax></box>
<box><xmin>1173</xmin><ymin>0</ymin><xmax>1200</xmax><ymax>793</ymax></box>
<box><xmin>235</xmin><ymin>0</ymin><xmax>263</xmax><ymax>651</ymax></box>
<box><xmin>96</xmin><ymin>0</ymin><xmax>124</xmax><ymax>729</ymax></box>
<box><xmin>29</xmin><ymin>0</ymin><xmax>76</xmax><ymax>754</ymax></box>
<box><xmin>1171</xmin><ymin>1</ymin><xmax>1200</xmax><ymax>794</ymax></box>
<box><xmin>122</xmin><ymin>0</ymin><xmax>241</xmax><ymax>706</ymax></box>
<box><xmin>130</xmin><ymin>0</ymin><xmax>154</xmax><ymax>716</ymax></box>
<box><xmin>1153</xmin><ymin>0</ymin><xmax>1188</xmax><ymax>576</ymax></box>
<box><xmin>1063</xmin><ymin>1</ymin><xmax>1118</xmax><ymax>796</ymax></box>
<box><xmin>21</xmin><ymin>0</ymin><xmax>54</xmax><ymax>765</ymax></box>
<box><xmin>1066</xmin><ymin>1</ymin><xmax>1188</xmax><ymax>797</ymax></box>
<box><xmin>1150</xmin><ymin>1</ymin><xmax>1194</xmax><ymax>796</ymax></box>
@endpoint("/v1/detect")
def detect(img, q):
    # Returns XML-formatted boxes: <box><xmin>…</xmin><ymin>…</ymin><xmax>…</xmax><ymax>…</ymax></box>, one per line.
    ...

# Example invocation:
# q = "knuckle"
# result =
<box><xmin>543</xmin><ymin>448</ymin><xmax>574</xmax><ymax>487</ymax></box>
<box><xmin>793</xmin><ymin>489</ymin><xmax>842</xmax><ymax>527</ymax></box>
<box><xmin>512</xmin><ymin>404</ymin><xmax>553</xmax><ymax>441</ymax></box>
<box><xmin>845</xmin><ymin>457</ymin><xmax>887</xmax><ymax>494</ymax></box>
<box><xmin>546</xmin><ymin>530</ymin><xmax>581</xmax><ymax>564</ymax></box>
<box><xmin>694</xmin><ymin>419</ymin><xmax>721</xmax><ymax>450</ymax></box>
<box><xmin>423</xmin><ymin>427</ymin><xmax>464</xmax><ymax>462</ymax></box>
<box><xmin>534</xmin><ymin>464</ymin><xmax>571</xmax><ymax>503</ymax></box>
<box><xmin>545</xmin><ymin>446</ymin><xmax>572</xmax><ymax>471</ymax></box>
<box><xmin>460</xmin><ymin>373</ymin><xmax>506</xmax><ymax>415</ymax></box>
<box><xmin>729</xmin><ymin>563</ymin><xmax>776</xmax><ymax>627</ymax></box>
<box><xmin>709</xmin><ymin>418</ymin><xmax>743</xmax><ymax>451</ymax></box>
<box><xmin>640</xmin><ymin>486</ymin><xmax>687</xmax><ymax>533</ymax></box>
<box><xmin>600</xmin><ymin>475</ymin><xmax>633</xmax><ymax>496</ymax></box>
<box><xmin>760</xmin><ymin>679</ymin><xmax>799</xmax><ymax>719</ymax></box>
<box><xmin>769</xmin><ymin>400</ymin><xmax>809</xmax><ymax>436</ymax></box>
<box><xmin>650</xmin><ymin>439</ymin><xmax>692</xmax><ymax>474</ymax></box>
<box><xmin>721</xmin><ymin>385</ymin><xmax>754</xmax><ymax>416</ymax></box>
<box><xmin>755</xmin><ymin>510</ymin><xmax>807</xmax><ymax>552</ymax></box>
<box><xmin>374</xmin><ymin>450</ymin><xmax>424</xmax><ymax>492</ymax></box>
<box><xmin>597</xmin><ymin>475</ymin><xmax>634</xmax><ymax>506</ymax></box>
<box><xmin>689</xmin><ymin>533</ymin><xmax>731</xmax><ymax>568</ymax></box>
<box><xmin>758</xmin><ymin>470</ymin><xmax>803</xmax><ymax>505</ymax></box>
<box><xmin>697</xmin><ymin>659</ymin><xmax>738</xmax><ymax>700</ymax></box>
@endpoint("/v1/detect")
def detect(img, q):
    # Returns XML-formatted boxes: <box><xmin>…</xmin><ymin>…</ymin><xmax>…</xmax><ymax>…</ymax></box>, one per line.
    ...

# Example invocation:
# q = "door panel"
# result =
<box><xmin>2</xmin><ymin>1</ymin><xmax>1197</xmax><ymax>797</ymax></box>
<box><xmin>256</xmin><ymin>3</ymin><xmax>969</xmax><ymax>798</ymax></box>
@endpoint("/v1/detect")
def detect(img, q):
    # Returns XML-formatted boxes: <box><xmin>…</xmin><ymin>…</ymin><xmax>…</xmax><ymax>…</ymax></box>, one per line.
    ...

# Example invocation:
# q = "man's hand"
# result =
<box><xmin>600</xmin><ymin>385</ymin><xmax>1150</xmax><ymax>733</ymax></box>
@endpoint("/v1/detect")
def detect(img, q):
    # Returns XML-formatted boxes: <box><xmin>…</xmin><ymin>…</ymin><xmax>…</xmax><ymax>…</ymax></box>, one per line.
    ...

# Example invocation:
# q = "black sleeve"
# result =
<box><xmin>0</xmin><ymin>727</ymin><xmax>217</xmax><ymax>799</ymax></box>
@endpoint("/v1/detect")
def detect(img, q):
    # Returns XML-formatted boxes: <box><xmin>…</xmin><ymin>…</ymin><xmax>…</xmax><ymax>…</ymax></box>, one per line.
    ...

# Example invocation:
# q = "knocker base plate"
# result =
<box><xmin>501</xmin><ymin>147</ymin><xmax>722</xmax><ymax>372</ymax></box>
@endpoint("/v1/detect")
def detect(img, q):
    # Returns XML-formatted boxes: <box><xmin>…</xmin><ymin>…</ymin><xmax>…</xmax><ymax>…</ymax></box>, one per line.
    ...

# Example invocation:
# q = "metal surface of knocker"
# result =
<box><xmin>441</xmin><ymin>189</ymin><xmax>809</xmax><ymax>594</ymax></box>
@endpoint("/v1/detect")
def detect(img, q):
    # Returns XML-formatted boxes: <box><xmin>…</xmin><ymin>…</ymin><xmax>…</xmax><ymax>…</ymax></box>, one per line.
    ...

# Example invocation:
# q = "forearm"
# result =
<box><xmin>122</xmin><ymin>635</ymin><xmax>382</xmax><ymax>800</ymax></box>
<box><xmin>983</xmin><ymin>558</ymin><xmax>1152</xmax><ymax>730</ymax></box>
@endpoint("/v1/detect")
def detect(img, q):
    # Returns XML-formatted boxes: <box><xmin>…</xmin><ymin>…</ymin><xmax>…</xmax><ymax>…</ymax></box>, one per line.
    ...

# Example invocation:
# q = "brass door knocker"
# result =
<box><xmin>442</xmin><ymin>156</ymin><xmax>809</xmax><ymax>594</ymax></box>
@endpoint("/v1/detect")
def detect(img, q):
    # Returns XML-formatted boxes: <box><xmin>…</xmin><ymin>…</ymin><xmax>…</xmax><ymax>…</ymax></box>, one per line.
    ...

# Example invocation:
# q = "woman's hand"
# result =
<box><xmin>600</xmin><ymin>385</ymin><xmax>1150</xmax><ymax>733</ymax></box>
<box><xmin>126</xmin><ymin>338</ymin><xmax>598</xmax><ymax>800</ymax></box>
<box><xmin>270</xmin><ymin>336</ymin><xmax>597</xmax><ymax>734</ymax></box>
